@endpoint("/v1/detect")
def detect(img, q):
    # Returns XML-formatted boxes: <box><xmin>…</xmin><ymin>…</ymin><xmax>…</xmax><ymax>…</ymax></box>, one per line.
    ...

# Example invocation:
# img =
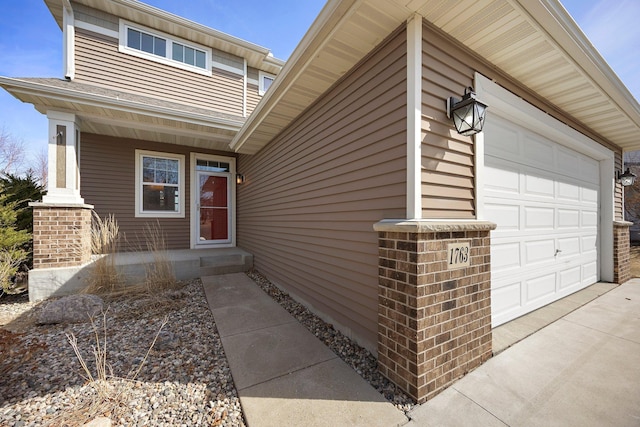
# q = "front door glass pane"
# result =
<box><xmin>199</xmin><ymin>174</ymin><xmax>228</xmax><ymax>241</ymax></box>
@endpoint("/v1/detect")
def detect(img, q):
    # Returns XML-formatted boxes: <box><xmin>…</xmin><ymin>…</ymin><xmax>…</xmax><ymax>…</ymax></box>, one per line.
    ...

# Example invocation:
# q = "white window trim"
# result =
<box><xmin>119</xmin><ymin>20</ymin><xmax>212</xmax><ymax>76</ymax></box>
<box><xmin>190</xmin><ymin>153</ymin><xmax>237</xmax><ymax>249</ymax></box>
<box><xmin>135</xmin><ymin>149</ymin><xmax>185</xmax><ymax>218</ymax></box>
<box><xmin>258</xmin><ymin>71</ymin><xmax>276</xmax><ymax>95</ymax></box>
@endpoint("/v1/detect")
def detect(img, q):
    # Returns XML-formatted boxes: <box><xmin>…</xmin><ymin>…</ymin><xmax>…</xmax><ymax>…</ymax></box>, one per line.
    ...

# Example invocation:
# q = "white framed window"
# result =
<box><xmin>135</xmin><ymin>150</ymin><xmax>185</xmax><ymax>218</ymax></box>
<box><xmin>119</xmin><ymin>20</ymin><xmax>212</xmax><ymax>76</ymax></box>
<box><xmin>259</xmin><ymin>71</ymin><xmax>275</xmax><ymax>95</ymax></box>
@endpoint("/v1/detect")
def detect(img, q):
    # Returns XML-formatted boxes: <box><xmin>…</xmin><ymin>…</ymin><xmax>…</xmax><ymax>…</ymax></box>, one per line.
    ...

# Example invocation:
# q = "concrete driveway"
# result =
<box><xmin>407</xmin><ymin>279</ymin><xmax>640</xmax><ymax>426</ymax></box>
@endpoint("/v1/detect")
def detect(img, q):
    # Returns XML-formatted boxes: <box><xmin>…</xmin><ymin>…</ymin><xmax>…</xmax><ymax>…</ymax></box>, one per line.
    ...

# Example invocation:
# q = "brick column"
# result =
<box><xmin>613</xmin><ymin>221</ymin><xmax>632</xmax><ymax>284</ymax></box>
<box><xmin>30</xmin><ymin>203</ymin><xmax>93</xmax><ymax>268</ymax></box>
<box><xmin>374</xmin><ymin>220</ymin><xmax>496</xmax><ymax>403</ymax></box>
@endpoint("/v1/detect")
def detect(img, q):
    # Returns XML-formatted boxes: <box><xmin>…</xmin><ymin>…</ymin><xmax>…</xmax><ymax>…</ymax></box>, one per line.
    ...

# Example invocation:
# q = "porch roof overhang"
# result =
<box><xmin>230</xmin><ymin>0</ymin><xmax>640</xmax><ymax>155</ymax></box>
<box><xmin>0</xmin><ymin>77</ymin><xmax>244</xmax><ymax>151</ymax></box>
<box><xmin>44</xmin><ymin>0</ymin><xmax>284</xmax><ymax>74</ymax></box>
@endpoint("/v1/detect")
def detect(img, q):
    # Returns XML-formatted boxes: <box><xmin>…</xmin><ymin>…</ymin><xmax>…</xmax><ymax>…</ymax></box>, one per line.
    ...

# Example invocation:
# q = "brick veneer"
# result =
<box><xmin>613</xmin><ymin>221</ymin><xmax>632</xmax><ymax>284</ymax></box>
<box><xmin>373</xmin><ymin>220</ymin><xmax>496</xmax><ymax>403</ymax></box>
<box><xmin>31</xmin><ymin>203</ymin><xmax>93</xmax><ymax>268</ymax></box>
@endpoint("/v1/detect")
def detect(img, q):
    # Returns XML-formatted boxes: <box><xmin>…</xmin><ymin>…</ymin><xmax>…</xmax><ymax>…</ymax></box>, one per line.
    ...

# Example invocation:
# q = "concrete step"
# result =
<box><xmin>199</xmin><ymin>252</ymin><xmax>253</xmax><ymax>276</ymax></box>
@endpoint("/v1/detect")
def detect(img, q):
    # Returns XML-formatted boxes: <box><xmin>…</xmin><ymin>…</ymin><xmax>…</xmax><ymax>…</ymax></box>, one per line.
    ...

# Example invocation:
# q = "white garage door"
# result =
<box><xmin>484</xmin><ymin>114</ymin><xmax>600</xmax><ymax>326</ymax></box>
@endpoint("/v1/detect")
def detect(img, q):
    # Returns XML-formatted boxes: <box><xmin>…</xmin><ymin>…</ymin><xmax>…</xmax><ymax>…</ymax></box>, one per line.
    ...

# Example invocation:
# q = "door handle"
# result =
<box><xmin>554</xmin><ymin>249</ymin><xmax>562</xmax><ymax>256</ymax></box>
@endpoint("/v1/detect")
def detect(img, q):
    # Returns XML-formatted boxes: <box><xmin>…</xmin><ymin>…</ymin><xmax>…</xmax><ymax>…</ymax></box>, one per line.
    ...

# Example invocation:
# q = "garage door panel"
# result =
<box><xmin>557</xmin><ymin>181</ymin><xmax>580</xmax><ymax>201</ymax></box>
<box><xmin>486</xmin><ymin>114</ymin><xmax>600</xmax><ymax>327</ymax></box>
<box><xmin>557</xmin><ymin>147</ymin><xmax>581</xmax><ymax>177</ymax></box>
<box><xmin>580</xmin><ymin>156</ymin><xmax>600</xmax><ymax>184</ymax></box>
<box><xmin>558</xmin><ymin>209</ymin><xmax>580</xmax><ymax>228</ymax></box>
<box><xmin>524</xmin><ymin>239</ymin><xmax>556</xmax><ymax>265</ymax></box>
<box><xmin>492</xmin><ymin>281</ymin><xmax>523</xmax><ymax>317</ymax></box>
<box><xmin>524</xmin><ymin>207</ymin><xmax>555</xmax><ymax>229</ymax></box>
<box><xmin>582</xmin><ymin>210</ymin><xmax>598</xmax><ymax>227</ymax></box>
<box><xmin>491</xmin><ymin>242</ymin><xmax>521</xmax><ymax>271</ymax></box>
<box><xmin>557</xmin><ymin>236</ymin><xmax>580</xmax><ymax>256</ymax></box>
<box><xmin>583</xmin><ymin>262</ymin><xmax>598</xmax><ymax>284</ymax></box>
<box><xmin>485</xmin><ymin>163</ymin><xmax>519</xmax><ymax>193</ymax></box>
<box><xmin>485</xmin><ymin>203</ymin><xmax>519</xmax><ymax>230</ymax></box>
<box><xmin>526</xmin><ymin>273</ymin><xmax>557</xmax><ymax>302</ymax></box>
<box><xmin>524</xmin><ymin>174</ymin><xmax>555</xmax><ymax>198</ymax></box>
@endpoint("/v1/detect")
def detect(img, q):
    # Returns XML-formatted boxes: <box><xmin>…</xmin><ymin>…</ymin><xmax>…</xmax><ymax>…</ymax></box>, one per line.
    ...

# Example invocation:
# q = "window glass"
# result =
<box><xmin>125</xmin><ymin>25</ymin><xmax>207</xmax><ymax>71</ymax></box>
<box><xmin>172</xmin><ymin>43</ymin><xmax>183</xmax><ymax>62</ymax></box>
<box><xmin>196</xmin><ymin>159</ymin><xmax>230</xmax><ymax>172</ymax></box>
<box><xmin>263</xmin><ymin>76</ymin><xmax>274</xmax><ymax>92</ymax></box>
<box><xmin>127</xmin><ymin>28</ymin><xmax>141</xmax><ymax>50</ymax></box>
<box><xmin>141</xmin><ymin>155</ymin><xmax>180</xmax><ymax>213</ymax></box>
<box><xmin>196</xmin><ymin>50</ymin><xmax>206</xmax><ymax>69</ymax></box>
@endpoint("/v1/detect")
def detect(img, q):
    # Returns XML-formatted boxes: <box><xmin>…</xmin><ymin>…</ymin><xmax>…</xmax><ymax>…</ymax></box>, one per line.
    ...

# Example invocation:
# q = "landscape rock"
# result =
<box><xmin>83</xmin><ymin>417</ymin><xmax>112</xmax><ymax>427</ymax></box>
<box><xmin>37</xmin><ymin>294</ymin><xmax>104</xmax><ymax>324</ymax></box>
<box><xmin>154</xmin><ymin>330</ymin><xmax>181</xmax><ymax>351</ymax></box>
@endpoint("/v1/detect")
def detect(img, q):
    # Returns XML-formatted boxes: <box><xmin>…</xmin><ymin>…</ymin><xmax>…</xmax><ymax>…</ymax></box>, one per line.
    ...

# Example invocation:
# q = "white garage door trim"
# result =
<box><xmin>474</xmin><ymin>73</ymin><xmax>614</xmax><ymax>324</ymax></box>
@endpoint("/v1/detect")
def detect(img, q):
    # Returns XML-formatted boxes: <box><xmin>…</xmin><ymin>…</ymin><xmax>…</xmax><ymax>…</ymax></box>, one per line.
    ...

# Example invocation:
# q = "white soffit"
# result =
<box><xmin>232</xmin><ymin>0</ymin><xmax>640</xmax><ymax>154</ymax></box>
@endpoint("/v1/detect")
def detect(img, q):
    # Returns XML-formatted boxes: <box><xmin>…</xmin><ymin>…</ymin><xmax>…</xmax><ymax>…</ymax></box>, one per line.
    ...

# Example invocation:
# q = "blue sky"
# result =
<box><xmin>0</xmin><ymin>0</ymin><xmax>638</xmax><ymax>166</ymax></box>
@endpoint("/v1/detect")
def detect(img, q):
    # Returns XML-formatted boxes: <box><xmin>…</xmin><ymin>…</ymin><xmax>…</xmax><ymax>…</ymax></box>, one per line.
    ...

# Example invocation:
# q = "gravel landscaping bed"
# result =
<box><xmin>0</xmin><ymin>280</ymin><xmax>244</xmax><ymax>427</ymax></box>
<box><xmin>0</xmin><ymin>271</ymin><xmax>414</xmax><ymax>426</ymax></box>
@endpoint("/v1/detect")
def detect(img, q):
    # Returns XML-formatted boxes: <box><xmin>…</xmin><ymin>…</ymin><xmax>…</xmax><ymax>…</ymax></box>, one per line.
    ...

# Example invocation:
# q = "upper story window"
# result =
<box><xmin>259</xmin><ymin>71</ymin><xmax>276</xmax><ymax>95</ymax></box>
<box><xmin>119</xmin><ymin>21</ymin><xmax>212</xmax><ymax>76</ymax></box>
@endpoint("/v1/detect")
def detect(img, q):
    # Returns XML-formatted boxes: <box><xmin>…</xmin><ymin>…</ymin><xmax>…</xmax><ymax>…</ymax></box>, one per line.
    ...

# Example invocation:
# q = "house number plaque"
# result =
<box><xmin>447</xmin><ymin>242</ymin><xmax>470</xmax><ymax>270</ymax></box>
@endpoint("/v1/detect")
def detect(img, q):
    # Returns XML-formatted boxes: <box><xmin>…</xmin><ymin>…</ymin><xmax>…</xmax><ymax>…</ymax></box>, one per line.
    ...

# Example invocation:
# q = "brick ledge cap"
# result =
<box><xmin>29</xmin><ymin>202</ymin><xmax>94</xmax><ymax>209</ymax></box>
<box><xmin>613</xmin><ymin>220</ymin><xmax>633</xmax><ymax>227</ymax></box>
<box><xmin>374</xmin><ymin>219</ymin><xmax>497</xmax><ymax>232</ymax></box>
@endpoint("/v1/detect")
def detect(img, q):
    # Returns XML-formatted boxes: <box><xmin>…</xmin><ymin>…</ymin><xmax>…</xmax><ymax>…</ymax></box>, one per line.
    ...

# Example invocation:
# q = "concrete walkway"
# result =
<box><xmin>202</xmin><ymin>273</ymin><xmax>408</xmax><ymax>427</ymax></box>
<box><xmin>407</xmin><ymin>278</ymin><xmax>640</xmax><ymax>426</ymax></box>
<box><xmin>203</xmin><ymin>273</ymin><xmax>640</xmax><ymax>426</ymax></box>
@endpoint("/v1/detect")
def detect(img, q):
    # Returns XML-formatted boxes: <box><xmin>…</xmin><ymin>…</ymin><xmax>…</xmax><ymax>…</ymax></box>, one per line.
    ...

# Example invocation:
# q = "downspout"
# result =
<box><xmin>62</xmin><ymin>0</ymin><xmax>75</xmax><ymax>80</ymax></box>
<box><xmin>242</xmin><ymin>59</ymin><xmax>247</xmax><ymax>117</ymax></box>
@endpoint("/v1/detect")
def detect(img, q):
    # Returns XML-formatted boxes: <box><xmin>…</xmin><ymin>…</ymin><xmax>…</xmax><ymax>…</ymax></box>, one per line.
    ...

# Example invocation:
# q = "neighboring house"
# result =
<box><xmin>2</xmin><ymin>0</ymin><xmax>640</xmax><ymax>403</ymax></box>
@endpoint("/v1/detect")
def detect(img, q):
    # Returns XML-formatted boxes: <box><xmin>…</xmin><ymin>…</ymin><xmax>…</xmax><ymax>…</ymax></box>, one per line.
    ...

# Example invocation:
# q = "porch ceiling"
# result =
<box><xmin>231</xmin><ymin>0</ymin><xmax>640</xmax><ymax>154</ymax></box>
<box><xmin>0</xmin><ymin>77</ymin><xmax>242</xmax><ymax>151</ymax></box>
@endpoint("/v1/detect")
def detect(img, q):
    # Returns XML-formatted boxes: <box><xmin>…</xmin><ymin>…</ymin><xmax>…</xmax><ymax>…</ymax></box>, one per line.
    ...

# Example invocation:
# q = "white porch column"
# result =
<box><xmin>42</xmin><ymin>110</ymin><xmax>84</xmax><ymax>205</ymax></box>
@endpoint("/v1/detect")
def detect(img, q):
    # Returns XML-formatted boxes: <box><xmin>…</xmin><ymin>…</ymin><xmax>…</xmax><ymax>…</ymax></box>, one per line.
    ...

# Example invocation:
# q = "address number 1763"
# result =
<box><xmin>447</xmin><ymin>242</ymin><xmax>470</xmax><ymax>270</ymax></box>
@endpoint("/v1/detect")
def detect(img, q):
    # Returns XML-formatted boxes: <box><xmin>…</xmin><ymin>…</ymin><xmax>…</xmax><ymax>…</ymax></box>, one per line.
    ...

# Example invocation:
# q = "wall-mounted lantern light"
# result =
<box><xmin>446</xmin><ymin>87</ymin><xmax>488</xmax><ymax>136</ymax></box>
<box><xmin>617</xmin><ymin>168</ymin><xmax>636</xmax><ymax>187</ymax></box>
<box><xmin>236</xmin><ymin>174</ymin><xmax>245</xmax><ymax>185</ymax></box>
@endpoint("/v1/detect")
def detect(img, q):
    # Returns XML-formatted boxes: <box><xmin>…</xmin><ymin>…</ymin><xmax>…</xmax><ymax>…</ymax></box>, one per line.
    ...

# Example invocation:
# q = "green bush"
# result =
<box><xmin>0</xmin><ymin>173</ymin><xmax>44</xmax><ymax>293</ymax></box>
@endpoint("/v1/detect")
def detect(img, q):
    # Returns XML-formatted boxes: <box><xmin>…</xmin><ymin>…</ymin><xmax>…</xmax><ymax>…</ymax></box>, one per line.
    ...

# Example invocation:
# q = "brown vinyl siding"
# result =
<box><xmin>80</xmin><ymin>133</ymin><xmax>234</xmax><ymax>251</ymax></box>
<box><xmin>74</xmin><ymin>28</ymin><xmax>244</xmax><ymax>117</ymax></box>
<box><xmin>615</xmin><ymin>151</ymin><xmax>624</xmax><ymax>220</ymax></box>
<box><xmin>237</xmin><ymin>28</ymin><xmax>407</xmax><ymax>351</ymax></box>
<box><xmin>246</xmin><ymin>84</ymin><xmax>261</xmax><ymax>115</ymax></box>
<box><xmin>421</xmin><ymin>29</ymin><xmax>475</xmax><ymax>218</ymax></box>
